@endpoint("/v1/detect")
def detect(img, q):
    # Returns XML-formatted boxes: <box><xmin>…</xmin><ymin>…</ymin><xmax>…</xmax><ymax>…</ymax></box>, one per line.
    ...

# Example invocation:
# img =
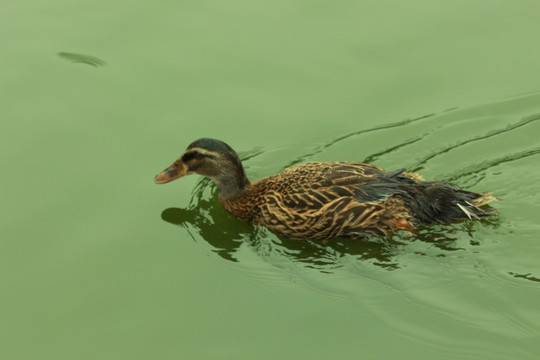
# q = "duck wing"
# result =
<box><xmin>253</xmin><ymin>162</ymin><xmax>495</xmax><ymax>240</ymax></box>
<box><xmin>276</xmin><ymin>162</ymin><xmax>415</xmax><ymax>206</ymax></box>
<box><xmin>254</xmin><ymin>162</ymin><xmax>412</xmax><ymax>239</ymax></box>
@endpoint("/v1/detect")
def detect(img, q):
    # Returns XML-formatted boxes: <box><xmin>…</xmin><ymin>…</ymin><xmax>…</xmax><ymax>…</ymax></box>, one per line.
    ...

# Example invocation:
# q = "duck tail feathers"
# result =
<box><xmin>408</xmin><ymin>182</ymin><xmax>499</xmax><ymax>224</ymax></box>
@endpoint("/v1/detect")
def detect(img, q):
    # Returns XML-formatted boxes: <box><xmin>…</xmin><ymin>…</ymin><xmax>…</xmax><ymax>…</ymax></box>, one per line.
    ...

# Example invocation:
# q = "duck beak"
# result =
<box><xmin>154</xmin><ymin>160</ymin><xmax>187</xmax><ymax>184</ymax></box>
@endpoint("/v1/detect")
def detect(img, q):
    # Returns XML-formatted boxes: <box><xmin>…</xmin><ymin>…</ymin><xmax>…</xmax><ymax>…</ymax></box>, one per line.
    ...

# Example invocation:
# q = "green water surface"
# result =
<box><xmin>2</xmin><ymin>1</ymin><xmax>540</xmax><ymax>359</ymax></box>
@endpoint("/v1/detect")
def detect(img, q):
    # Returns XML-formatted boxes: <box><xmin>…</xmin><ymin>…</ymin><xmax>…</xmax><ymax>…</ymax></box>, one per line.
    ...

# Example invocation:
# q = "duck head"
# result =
<box><xmin>155</xmin><ymin>138</ymin><xmax>251</xmax><ymax>198</ymax></box>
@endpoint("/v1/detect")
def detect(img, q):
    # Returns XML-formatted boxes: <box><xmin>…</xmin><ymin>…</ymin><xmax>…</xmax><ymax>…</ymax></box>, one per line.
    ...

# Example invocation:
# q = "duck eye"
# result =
<box><xmin>182</xmin><ymin>150</ymin><xmax>203</xmax><ymax>162</ymax></box>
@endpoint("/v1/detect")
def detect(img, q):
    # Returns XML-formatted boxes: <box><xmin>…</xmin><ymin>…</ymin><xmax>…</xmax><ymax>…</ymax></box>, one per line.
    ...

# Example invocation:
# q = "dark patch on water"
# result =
<box><xmin>508</xmin><ymin>272</ymin><xmax>540</xmax><ymax>283</ymax></box>
<box><xmin>58</xmin><ymin>52</ymin><xmax>106</xmax><ymax>67</ymax></box>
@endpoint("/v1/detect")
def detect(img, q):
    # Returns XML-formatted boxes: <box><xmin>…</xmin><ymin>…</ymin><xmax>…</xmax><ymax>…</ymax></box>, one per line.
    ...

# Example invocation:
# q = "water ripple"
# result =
<box><xmin>447</xmin><ymin>146</ymin><xmax>540</xmax><ymax>182</ymax></box>
<box><xmin>284</xmin><ymin>113</ymin><xmax>435</xmax><ymax>167</ymax></box>
<box><xmin>508</xmin><ymin>272</ymin><xmax>540</xmax><ymax>283</ymax></box>
<box><xmin>410</xmin><ymin>114</ymin><xmax>540</xmax><ymax>173</ymax></box>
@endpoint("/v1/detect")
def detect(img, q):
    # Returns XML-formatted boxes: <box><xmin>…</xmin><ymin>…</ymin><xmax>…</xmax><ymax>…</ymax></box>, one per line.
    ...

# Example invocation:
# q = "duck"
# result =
<box><xmin>155</xmin><ymin>138</ymin><xmax>497</xmax><ymax>240</ymax></box>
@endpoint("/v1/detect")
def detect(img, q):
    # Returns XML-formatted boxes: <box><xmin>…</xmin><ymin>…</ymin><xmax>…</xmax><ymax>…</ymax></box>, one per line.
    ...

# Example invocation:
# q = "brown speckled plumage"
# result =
<box><xmin>155</xmin><ymin>138</ymin><xmax>498</xmax><ymax>240</ymax></box>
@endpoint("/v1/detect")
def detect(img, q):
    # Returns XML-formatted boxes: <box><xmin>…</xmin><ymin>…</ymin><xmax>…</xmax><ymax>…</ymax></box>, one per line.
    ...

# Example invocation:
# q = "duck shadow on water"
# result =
<box><xmin>160</xmin><ymin>179</ymin><xmax>500</xmax><ymax>272</ymax></box>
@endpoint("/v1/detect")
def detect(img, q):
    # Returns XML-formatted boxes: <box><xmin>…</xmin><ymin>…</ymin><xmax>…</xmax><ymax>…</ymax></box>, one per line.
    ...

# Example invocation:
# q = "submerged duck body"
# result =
<box><xmin>155</xmin><ymin>138</ymin><xmax>497</xmax><ymax>240</ymax></box>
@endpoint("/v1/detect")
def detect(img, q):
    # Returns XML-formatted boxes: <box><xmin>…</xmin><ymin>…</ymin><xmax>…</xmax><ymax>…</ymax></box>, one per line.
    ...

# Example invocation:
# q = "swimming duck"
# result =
<box><xmin>155</xmin><ymin>138</ymin><xmax>497</xmax><ymax>240</ymax></box>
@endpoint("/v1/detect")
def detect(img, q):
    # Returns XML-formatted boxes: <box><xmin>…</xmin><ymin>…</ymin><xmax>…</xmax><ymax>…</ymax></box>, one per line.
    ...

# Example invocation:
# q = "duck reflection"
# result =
<box><xmin>161</xmin><ymin>178</ymin><xmax>407</xmax><ymax>271</ymax></box>
<box><xmin>160</xmin><ymin>177</ymin><xmax>500</xmax><ymax>271</ymax></box>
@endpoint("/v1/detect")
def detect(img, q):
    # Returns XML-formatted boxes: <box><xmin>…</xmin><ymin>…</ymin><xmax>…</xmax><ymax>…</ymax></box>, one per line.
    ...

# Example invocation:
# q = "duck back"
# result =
<box><xmin>221</xmin><ymin>162</ymin><xmax>496</xmax><ymax>240</ymax></box>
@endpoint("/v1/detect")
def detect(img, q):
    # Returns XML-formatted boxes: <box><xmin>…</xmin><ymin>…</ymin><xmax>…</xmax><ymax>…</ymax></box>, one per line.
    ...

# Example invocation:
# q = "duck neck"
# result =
<box><xmin>212</xmin><ymin>166</ymin><xmax>251</xmax><ymax>199</ymax></box>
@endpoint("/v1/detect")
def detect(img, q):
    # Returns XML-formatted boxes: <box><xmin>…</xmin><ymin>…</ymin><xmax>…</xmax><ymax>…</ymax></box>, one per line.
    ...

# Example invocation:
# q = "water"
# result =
<box><xmin>2</xmin><ymin>1</ymin><xmax>540</xmax><ymax>359</ymax></box>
